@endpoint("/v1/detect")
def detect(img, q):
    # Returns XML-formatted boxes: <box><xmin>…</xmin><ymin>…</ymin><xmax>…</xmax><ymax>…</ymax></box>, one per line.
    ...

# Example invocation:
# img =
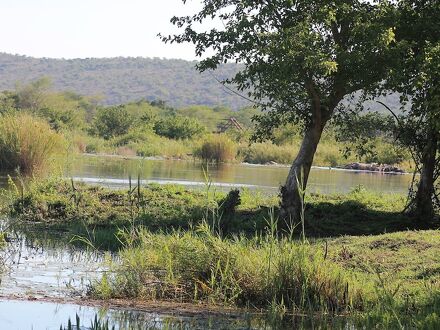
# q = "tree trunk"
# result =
<box><xmin>280</xmin><ymin>120</ymin><xmax>325</xmax><ymax>226</ymax></box>
<box><xmin>413</xmin><ymin>129</ymin><xmax>438</xmax><ymax>224</ymax></box>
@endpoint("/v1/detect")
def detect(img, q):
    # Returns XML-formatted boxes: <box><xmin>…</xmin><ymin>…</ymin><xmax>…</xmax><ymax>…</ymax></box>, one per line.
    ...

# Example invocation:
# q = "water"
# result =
<box><xmin>0</xmin><ymin>228</ymin><xmax>106</xmax><ymax>300</ymax></box>
<box><xmin>67</xmin><ymin>155</ymin><xmax>412</xmax><ymax>194</ymax></box>
<box><xmin>0</xmin><ymin>299</ymin><xmax>263</xmax><ymax>330</ymax></box>
<box><xmin>0</xmin><ymin>226</ymin><xmax>263</xmax><ymax>329</ymax></box>
<box><xmin>0</xmin><ymin>155</ymin><xmax>413</xmax><ymax>328</ymax></box>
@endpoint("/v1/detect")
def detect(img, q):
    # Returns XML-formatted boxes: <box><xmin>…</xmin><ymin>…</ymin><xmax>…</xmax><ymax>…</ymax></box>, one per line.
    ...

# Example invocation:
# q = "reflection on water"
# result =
<box><xmin>67</xmin><ymin>155</ymin><xmax>412</xmax><ymax>194</ymax></box>
<box><xmin>0</xmin><ymin>223</ymin><xmax>106</xmax><ymax>300</ymax></box>
<box><xmin>0</xmin><ymin>299</ymin><xmax>351</xmax><ymax>330</ymax></box>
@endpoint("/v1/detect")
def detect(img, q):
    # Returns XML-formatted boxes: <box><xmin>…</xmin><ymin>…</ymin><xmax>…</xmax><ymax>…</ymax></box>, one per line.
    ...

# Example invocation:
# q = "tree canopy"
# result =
<box><xmin>163</xmin><ymin>0</ymin><xmax>398</xmax><ymax>220</ymax></box>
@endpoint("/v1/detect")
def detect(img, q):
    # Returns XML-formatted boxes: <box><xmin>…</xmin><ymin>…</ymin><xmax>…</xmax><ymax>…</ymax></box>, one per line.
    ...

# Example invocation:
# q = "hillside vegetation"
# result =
<box><xmin>0</xmin><ymin>53</ymin><xmax>402</xmax><ymax>112</ymax></box>
<box><xmin>0</xmin><ymin>53</ymin><xmax>247</xmax><ymax>109</ymax></box>
<box><xmin>0</xmin><ymin>78</ymin><xmax>410</xmax><ymax>172</ymax></box>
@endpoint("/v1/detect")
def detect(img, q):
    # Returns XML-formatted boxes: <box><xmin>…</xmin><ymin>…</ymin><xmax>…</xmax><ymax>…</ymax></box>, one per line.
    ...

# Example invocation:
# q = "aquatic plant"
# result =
<box><xmin>60</xmin><ymin>314</ymin><xmax>115</xmax><ymax>330</ymax></box>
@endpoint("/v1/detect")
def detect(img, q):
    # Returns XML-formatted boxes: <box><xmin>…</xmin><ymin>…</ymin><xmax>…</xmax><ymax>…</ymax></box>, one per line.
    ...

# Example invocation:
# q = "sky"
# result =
<box><xmin>0</xmin><ymin>0</ymin><xmax>208</xmax><ymax>60</ymax></box>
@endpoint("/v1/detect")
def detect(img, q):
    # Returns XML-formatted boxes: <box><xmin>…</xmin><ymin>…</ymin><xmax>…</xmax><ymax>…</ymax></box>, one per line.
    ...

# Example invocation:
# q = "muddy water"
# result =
<box><xmin>67</xmin><ymin>155</ymin><xmax>412</xmax><ymax>194</ymax></box>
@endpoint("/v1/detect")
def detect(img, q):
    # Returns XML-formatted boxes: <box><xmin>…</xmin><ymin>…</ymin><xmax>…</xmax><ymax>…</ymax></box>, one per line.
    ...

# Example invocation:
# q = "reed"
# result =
<box><xmin>195</xmin><ymin>134</ymin><xmax>237</xmax><ymax>163</ymax></box>
<box><xmin>0</xmin><ymin>113</ymin><xmax>65</xmax><ymax>175</ymax></box>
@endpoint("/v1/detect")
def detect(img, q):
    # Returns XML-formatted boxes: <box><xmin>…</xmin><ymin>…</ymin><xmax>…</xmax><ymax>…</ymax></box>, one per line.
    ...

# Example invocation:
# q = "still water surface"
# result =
<box><xmin>67</xmin><ymin>155</ymin><xmax>412</xmax><ymax>194</ymax></box>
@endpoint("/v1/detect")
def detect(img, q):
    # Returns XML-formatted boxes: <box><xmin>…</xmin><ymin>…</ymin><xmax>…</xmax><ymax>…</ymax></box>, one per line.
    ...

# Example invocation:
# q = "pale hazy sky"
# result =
<box><xmin>0</xmin><ymin>0</ymin><xmax>207</xmax><ymax>60</ymax></box>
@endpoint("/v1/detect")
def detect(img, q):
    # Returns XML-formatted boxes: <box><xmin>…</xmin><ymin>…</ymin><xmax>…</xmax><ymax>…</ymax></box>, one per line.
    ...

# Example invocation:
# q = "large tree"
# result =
<box><xmin>389</xmin><ymin>0</ymin><xmax>440</xmax><ymax>222</ymax></box>
<box><xmin>164</xmin><ymin>0</ymin><xmax>396</xmax><ymax>221</ymax></box>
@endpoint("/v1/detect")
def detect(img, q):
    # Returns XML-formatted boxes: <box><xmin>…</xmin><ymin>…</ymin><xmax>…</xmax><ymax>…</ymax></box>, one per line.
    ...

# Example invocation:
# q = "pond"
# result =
<box><xmin>66</xmin><ymin>155</ymin><xmax>413</xmax><ymax>194</ymax></box>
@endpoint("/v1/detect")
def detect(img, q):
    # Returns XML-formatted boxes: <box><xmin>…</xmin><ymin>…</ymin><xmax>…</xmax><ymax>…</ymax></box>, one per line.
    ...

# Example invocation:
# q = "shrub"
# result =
<box><xmin>154</xmin><ymin>115</ymin><xmax>205</xmax><ymax>140</ymax></box>
<box><xmin>195</xmin><ymin>134</ymin><xmax>237</xmax><ymax>162</ymax></box>
<box><xmin>93</xmin><ymin>105</ymin><xmax>135</xmax><ymax>139</ymax></box>
<box><xmin>0</xmin><ymin>113</ymin><xmax>65</xmax><ymax>175</ymax></box>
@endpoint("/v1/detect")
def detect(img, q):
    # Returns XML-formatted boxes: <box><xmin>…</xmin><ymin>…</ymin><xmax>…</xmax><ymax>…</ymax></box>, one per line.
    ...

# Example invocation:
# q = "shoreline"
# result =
<box><xmin>79</xmin><ymin>153</ymin><xmax>411</xmax><ymax>175</ymax></box>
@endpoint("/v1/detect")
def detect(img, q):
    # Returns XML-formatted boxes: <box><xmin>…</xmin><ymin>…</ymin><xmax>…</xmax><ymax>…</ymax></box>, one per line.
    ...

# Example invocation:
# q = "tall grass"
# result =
<box><xmin>0</xmin><ymin>113</ymin><xmax>65</xmax><ymax>175</ymax></box>
<box><xmin>195</xmin><ymin>134</ymin><xmax>237</xmax><ymax>163</ymax></box>
<box><xmin>92</xmin><ymin>222</ymin><xmax>361</xmax><ymax>314</ymax></box>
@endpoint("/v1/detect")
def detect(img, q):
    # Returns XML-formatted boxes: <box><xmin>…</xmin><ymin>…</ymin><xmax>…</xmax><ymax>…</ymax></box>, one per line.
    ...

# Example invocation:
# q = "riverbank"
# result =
<box><xmin>1</xmin><ymin>179</ymin><xmax>439</xmax><ymax>328</ymax></box>
<box><xmin>2</xmin><ymin>179</ymin><xmax>414</xmax><ymax>239</ymax></box>
<box><xmin>91</xmin><ymin>228</ymin><xmax>440</xmax><ymax>328</ymax></box>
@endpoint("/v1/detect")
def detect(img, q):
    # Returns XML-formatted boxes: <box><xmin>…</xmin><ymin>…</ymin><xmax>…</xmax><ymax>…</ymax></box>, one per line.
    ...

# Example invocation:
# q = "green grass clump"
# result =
<box><xmin>91</xmin><ymin>226</ymin><xmax>440</xmax><ymax>328</ymax></box>
<box><xmin>194</xmin><ymin>134</ymin><xmax>237</xmax><ymax>163</ymax></box>
<box><xmin>92</xmin><ymin>223</ymin><xmax>361</xmax><ymax>314</ymax></box>
<box><xmin>4</xmin><ymin>178</ymin><xmax>415</xmax><ymax>238</ymax></box>
<box><xmin>0</xmin><ymin>113</ymin><xmax>66</xmax><ymax>175</ymax></box>
<box><xmin>240</xmin><ymin>142</ymin><xmax>298</xmax><ymax>164</ymax></box>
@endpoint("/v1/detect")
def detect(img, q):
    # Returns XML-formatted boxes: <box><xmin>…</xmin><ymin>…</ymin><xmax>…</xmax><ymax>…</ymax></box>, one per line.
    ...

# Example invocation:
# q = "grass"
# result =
<box><xmin>2</xmin><ymin>177</ymin><xmax>439</xmax><ymax>327</ymax></box>
<box><xmin>194</xmin><ymin>134</ymin><xmax>237</xmax><ymax>163</ymax></box>
<box><xmin>2</xmin><ymin>178</ymin><xmax>415</xmax><ymax>238</ymax></box>
<box><xmin>0</xmin><ymin>113</ymin><xmax>66</xmax><ymax>175</ymax></box>
<box><xmin>90</xmin><ymin>224</ymin><xmax>440</xmax><ymax>328</ymax></box>
<box><xmin>68</xmin><ymin>129</ymin><xmax>412</xmax><ymax>170</ymax></box>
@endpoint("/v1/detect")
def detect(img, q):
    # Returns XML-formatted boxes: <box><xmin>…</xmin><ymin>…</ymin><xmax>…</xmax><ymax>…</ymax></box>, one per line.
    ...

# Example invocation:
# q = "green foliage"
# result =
<box><xmin>240</xmin><ymin>142</ymin><xmax>298</xmax><ymax>165</ymax></box>
<box><xmin>93</xmin><ymin>105</ymin><xmax>135</xmax><ymax>139</ymax></box>
<box><xmin>0</xmin><ymin>53</ymin><xmax>248</xmax><ymax>110</ymax></box>
<box><xmin>154</xmin><ymin>115</ymin><xmax>205</xmax><ymax>140</ymax></box>
<box><xmin>194</xmin><ymin>134</ymin><xmax>237</xmax><ymax>163</ymax></box>
<box><xmin>164</xmin><ymin>0</ymin><xmax>396</xmax><ymax>137</ymax></box>
<box><xmin>0</xmin><ymin>113</ymin><xmax>65</xmax><ymax>175</ymax></box>
<box><xmin>92</xmin><ymin>223</ymin><xmax>359</xmax><ymax>314</ymax></box>
<box><xmin>335</xmin><ymin>112</ymin><xmax>405</xmax><ymax>164</ymax></box>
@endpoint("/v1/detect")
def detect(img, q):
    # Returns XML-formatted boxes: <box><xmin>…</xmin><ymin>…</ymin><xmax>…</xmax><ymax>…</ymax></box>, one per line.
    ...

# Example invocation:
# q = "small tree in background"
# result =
<box><xmin>382</xmin><ymin>0</ymin><xmax>440</xmax><ymax>223</ymax></box>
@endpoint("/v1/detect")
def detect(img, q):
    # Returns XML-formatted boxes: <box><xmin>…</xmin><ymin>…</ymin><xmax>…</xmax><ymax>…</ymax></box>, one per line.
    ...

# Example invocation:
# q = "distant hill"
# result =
<box><xmin>0</xmin><ymin>53</ymin><xmax>250</xmax><ymax>110</ymax></box>
<box><xmin>0</xmin><ymin>53</ymin><xmax>403</xmax><ymax>113</ymax></box>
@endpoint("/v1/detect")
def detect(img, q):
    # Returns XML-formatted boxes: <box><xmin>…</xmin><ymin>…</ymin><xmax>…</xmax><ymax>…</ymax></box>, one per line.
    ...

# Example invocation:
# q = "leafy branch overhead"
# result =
<box><xmin>163</xmin><ymin>0</ymin><xmax>396</xmax><ymax>131</ymax></box>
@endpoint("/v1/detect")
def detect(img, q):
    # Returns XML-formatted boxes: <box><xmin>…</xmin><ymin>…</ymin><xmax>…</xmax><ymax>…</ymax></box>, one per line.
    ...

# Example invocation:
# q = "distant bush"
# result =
<box><xmin>366</xmin><ymin>140</ymin><xmax>408</xmax><ymax>165</ymax></box>
<box><xmin>132</xmin><ymin>135</ymin><xmax>191</xmax><ymax>159</ymax></box>
<box><xmin>111</xmin><ymin>128</ymin><xmax>153</xmax><ymax>147</ymax></box>
<box><xmin>154</xmin><ymin>115</ymin><xmax>205</xmax><ymax>140</ymax></box>
<box><xmin>0</xmin><ymin>113</ymin><xmax>65</xmax><ymax>175</ymax></box>
<box><xmin>195</xmin><ymin>134</ymin><xmax>237</xmax><ymax>162</ymax></box>
<box><xmin>240</xmin><ymin>142</ymin><xmax>297</xmax><ymax>164</ymax></box>
<box><xmin>93</xmin><ymin>105</ymin><xmax>135</xmax><ymax>139</ymax></box>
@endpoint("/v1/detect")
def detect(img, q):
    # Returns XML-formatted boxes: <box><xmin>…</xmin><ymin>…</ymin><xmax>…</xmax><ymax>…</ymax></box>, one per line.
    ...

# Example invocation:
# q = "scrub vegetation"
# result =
<box><xmin>0</xmin><ymin>78</ymin><xmax>409</xmax><ymax>169</ymax></box>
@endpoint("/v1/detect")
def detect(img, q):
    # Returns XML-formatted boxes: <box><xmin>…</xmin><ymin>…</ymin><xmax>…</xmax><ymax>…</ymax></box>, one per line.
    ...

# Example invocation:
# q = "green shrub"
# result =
<box><xmin>93</xmin><ymin>105</ymin><xmax>135</xmax><ymax>140</ymax></box>
<box><xmin>0</xmin><ymin>113</ymin><xmax>65</xmax><ymax>175</ymax></box>
<box><xmin>195</xmin><ymin>134</ymin><xmax>237</xmax><ymax>162</ymax></box>
<box><xmin>154</xmin><ymin>115</ymin><xmax>205</xmax><ymax>140</ymax></box>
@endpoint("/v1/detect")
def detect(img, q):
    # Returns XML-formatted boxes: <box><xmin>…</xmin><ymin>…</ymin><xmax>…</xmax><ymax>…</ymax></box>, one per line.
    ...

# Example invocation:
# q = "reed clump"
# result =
<box><xmin>0</xmin><ymin>113</ymin><xmax>65</xmax><ymax>175</ymax></box>
<box><xmin>195</xmin><ymin>134</ymin><xmax>237</xmax><ymax>163</ymax></box>
<box><xmin>92</xmin><ymin>223</ymin><xmax>362</xmax><ymax>314</ymax></box>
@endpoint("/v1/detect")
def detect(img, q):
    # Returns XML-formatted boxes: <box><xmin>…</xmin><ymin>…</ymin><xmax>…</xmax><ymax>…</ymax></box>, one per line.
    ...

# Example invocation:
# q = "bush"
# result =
<box><xmin>154</xmin><ymin>115</ymin><xmax>205</xmax><ymax>140</ymax></box>
<box><xmin>93</xmin><ymin>105</ymin><xmax>135</xmax><ymax>139</ymax></box>
<box><xmin>0</xmin><ymin>113</ymin><xmax>65</xmax><ymax>175</ymax></box>
<box><xmin>195</xmin><ymin>134</ymin><xmax>237</xmax><ymax>162</ymax></box>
